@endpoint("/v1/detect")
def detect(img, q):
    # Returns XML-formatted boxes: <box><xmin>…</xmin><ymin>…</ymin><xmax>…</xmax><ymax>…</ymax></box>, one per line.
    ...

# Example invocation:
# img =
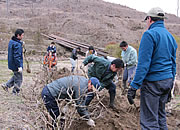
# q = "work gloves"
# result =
<box><xmin>87</xmin><ymin>118</ymin><xmax>95</xmax><ymax>127</ymax></box>
<box><xmin>18</xmin><ymin>67</ymin><xmax>23</xmax><ymax>73</ymax></box>
<box><xmin>127</xmin><ymin>87</ymin><xmax>137</xmax><ymax>105</ymax></box>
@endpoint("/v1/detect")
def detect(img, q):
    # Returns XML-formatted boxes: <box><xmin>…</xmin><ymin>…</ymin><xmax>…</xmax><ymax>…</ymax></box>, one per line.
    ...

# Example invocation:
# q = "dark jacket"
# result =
<box><xmin>70</xmin><ymin>48</ymin><xmax>78</xmax><ymax>60</ymax></box>
<box><xmin>8</xmin><ymin>36</ymin><xmax>23</xmax><ymax>71</ymax></box>
<box><xmin>47</xmin><ymin>75</ymin><xmax>90</xmax><ymax>118</ymax></box>
<box><xmin>83</xmin><ymin>55</ymin><xmax>117</xmax><ymax>89</ymax></box>
<box><xmin>131</xmin><ymin>21</ymin><xmax>177</xmax><ymax>89</ymax></box>
<box><xmin>47</xmin><ymin>45</ymin><xmax>56</xmax><ymax>53</ymax></box>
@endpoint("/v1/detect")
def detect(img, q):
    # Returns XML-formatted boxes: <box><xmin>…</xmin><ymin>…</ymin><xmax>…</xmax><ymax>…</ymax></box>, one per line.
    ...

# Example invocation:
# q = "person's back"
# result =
<box><xmin>41</xmin><ymin>76</ymin><xmax>100</xmax><ymax>127</ymax></box>
<box><xmin>127</xmin><ymin>7</ymin><xmax>177</xmax><ymax>130</ymax></box>
<box><xmin>47</xmin><ymin>75</ymin><xmax>88</xmax><ymax>99</ymax></box>
<box><xmin>143</xmin><ymin>22</ymin><xmax>177</xmax><ymax>81</ymax></box>
<box><xmin>83</xmin><ymin>55</ymin><xmax>113</xmax><ymax>86</ymax></box>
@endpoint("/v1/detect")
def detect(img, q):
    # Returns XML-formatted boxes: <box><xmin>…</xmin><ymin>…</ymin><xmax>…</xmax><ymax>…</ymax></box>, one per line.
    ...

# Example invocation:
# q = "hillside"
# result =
<box><xmin>0</xmin><ymin>0</ymin><xmax>180</xmax><ymax>54</ymax></box>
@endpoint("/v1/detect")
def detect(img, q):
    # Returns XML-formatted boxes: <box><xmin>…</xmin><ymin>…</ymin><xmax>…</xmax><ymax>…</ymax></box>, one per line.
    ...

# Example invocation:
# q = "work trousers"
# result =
<box><xmin>41</xmin><ymin>86</ymin><xmax>60</xmax><ymax>120</ymax></box>
<box><xmin>70</xmin><ymin>58</ymin><xmax>77</xmax><ymax>72</ymax></box>
<box><xmin>140</xmin><ymin>78</ymin><xmax>173</xmax><ymax>130</ymax></box>
<box><xmin>123</xmin><ymin>65</ymin><xmax>136</xmax><ymax>85</ymax></box>
<box><xmin>6</xmin><ymin>70</ymin><xmax>22</xmax><ymax>93</ymax></box>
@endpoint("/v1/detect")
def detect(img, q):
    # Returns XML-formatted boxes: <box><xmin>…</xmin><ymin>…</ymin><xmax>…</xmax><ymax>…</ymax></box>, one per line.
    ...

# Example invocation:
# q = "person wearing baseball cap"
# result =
<box><xmin>127</xmin><ymin>7</ymin><xmax>177</xmax><ymax>129</ymax></box>
<box><xmin>144</xmin><ymin>7</ymin><xmax>167</xmax><ymax>21</ymax></box>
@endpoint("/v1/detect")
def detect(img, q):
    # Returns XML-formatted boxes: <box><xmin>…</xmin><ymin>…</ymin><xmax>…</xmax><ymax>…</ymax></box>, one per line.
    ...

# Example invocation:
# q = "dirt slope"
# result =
<box><xmin>0</xmin><ymin>56</ymin><xmax>180</xmax><ymax>129</ymax></box>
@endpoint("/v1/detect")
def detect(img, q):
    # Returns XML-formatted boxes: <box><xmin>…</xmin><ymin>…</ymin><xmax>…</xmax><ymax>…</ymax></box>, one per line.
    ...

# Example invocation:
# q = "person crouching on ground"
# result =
<box><xmin>41</xmin><ymin>75</ymin><xmax>101</xmax><ymax>128</ymax></box>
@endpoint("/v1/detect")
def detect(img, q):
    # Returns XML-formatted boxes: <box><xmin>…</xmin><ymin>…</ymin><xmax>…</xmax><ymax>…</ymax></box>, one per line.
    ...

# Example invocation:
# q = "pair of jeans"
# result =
<box><xmin>6</xmin><ymin>70</ymin><xmax>22</xmax><ymax>93</ymax></box>
<box><xmin>123</xmin><ymin>66</ymin><xmax>136</xmax><ymax>88</ymax></box>
<box><xmin>140</xmin><ymin>78</ymin><xmax>173</xmax><ymax>130</ymax></box>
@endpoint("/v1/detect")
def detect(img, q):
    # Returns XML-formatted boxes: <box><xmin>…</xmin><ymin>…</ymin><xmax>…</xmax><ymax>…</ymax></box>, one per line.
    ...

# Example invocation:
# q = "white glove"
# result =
<box><xmin>87</xmin><ymin>118</ymin><xmax>95</xmax><ymax>127</ymax></box>
<box><xmin>80</xmin><ymin>63</ymin><xmax>85</xmax><ymax>70</ymax></box>
<box><xmin>18</xmin><ymin>67</ymin><xmax>23</xmax><ymax>73</ymax></box>
<box><xmin>22</xmin><ymin>41</ymin><xmax>25</xmax><ymax>45</ymax></box>
<box><xmin>62</xmin><ymin>105</ymin><xmax>69</xmax><ymax>114</ymax></box>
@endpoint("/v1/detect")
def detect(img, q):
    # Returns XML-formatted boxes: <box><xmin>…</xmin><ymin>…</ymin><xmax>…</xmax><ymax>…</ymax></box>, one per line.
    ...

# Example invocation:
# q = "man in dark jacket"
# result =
<box><xmin>81</xmin><ymin>55</ymin><xmax>124</xmax><ymax>108</ymax></box>
<box><xmin>127</xmin><ymin>7</ymin><xmax>177</xmax><ymax>129</ymax></box>
<box><xmin>1</xmin><ymin>29</ymin><xmax>24</xmax><ymax>94</ymax></box>
<box><xmin>41</xmin><ymin>75</ymin><xmax>100</xmax><ymax>128</ymax></box>
<box><xmin>70</xmin><ymin>47</ymin><xmax>81</xmax><ymax>72</ymax></box>
<box><xmin>47</xmin><ymin>42</ymin><xmax>56</xmax><ymax>57</ymax></box>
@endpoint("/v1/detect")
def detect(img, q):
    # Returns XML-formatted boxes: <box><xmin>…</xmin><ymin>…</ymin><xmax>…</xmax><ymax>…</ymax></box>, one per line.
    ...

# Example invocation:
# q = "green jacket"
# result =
<box><xmin>83</xmin><ymin>55</ymin><xmax>117</xmax><ymax>89</ymax></box>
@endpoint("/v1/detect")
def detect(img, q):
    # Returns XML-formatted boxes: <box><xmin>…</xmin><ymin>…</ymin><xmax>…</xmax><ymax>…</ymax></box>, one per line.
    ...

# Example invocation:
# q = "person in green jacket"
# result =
<box><xmin>80</xmin><ymin>55</ymin><xmax>124</xmax><ymax>108</ymax></box>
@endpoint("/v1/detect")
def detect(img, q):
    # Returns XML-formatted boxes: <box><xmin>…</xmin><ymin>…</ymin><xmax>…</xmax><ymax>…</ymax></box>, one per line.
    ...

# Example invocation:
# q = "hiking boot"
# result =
<box><xmin>1</xmin><ymin>84</ymin><xmax>8</xmax><ymax>92</ymax></box>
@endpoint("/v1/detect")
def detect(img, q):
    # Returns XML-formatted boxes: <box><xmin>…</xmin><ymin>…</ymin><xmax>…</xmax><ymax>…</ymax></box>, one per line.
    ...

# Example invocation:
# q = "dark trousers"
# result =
<box><xmin>41</xmin><ymin>86</ymin><xmax>60</xmax><ymax>120</ymax></box>
<box><xmin>6</xmin><ymin>70</ymin><xmax>22</xmax><ymax>93</ymax></box>
<box><xmin>140</xmin><ymin>78</ymin><xmax>173</xmax><ymax>130</ymax></box>
<box><xmin>85</xmin><ymin>82</ymin><xmax>116</xmax><ymax>106</ymax></box>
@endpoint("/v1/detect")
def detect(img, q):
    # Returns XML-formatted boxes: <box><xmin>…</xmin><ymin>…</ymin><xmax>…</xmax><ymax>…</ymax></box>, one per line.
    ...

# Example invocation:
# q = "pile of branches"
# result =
<box><xmin>20</xmin><ymin>67</ymin><xmax>108</xmax><ymax>129</ymax></box>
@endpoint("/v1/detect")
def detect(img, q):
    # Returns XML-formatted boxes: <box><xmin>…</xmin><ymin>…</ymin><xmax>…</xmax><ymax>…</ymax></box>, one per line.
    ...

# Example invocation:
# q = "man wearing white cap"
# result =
<box><xmin>127</xmin><ymin>7</ymin><xmax>177</xmax><ymax>129</ymax></box>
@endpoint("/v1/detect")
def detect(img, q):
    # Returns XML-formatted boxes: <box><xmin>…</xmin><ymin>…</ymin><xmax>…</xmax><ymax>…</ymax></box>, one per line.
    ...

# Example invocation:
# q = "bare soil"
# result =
<box><xmin>0</xmin><ymin>55</ymin><xmax>180</xmax><ymax>130</ymax></box>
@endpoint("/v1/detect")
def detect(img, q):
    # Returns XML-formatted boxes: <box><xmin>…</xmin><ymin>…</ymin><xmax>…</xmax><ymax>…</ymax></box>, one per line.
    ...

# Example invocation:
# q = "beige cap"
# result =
<box><xmin>145</xmin><ymin>7</ymin><xmax>166</xmax><ymax>20</ymax></box>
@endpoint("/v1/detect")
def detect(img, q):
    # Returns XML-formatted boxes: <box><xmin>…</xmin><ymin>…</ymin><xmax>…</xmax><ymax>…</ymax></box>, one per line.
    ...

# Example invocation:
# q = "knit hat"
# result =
<box><xmin>90</xmin><ymin>77</ymin><xmax>101</xmax><ymax>90</ymax></box>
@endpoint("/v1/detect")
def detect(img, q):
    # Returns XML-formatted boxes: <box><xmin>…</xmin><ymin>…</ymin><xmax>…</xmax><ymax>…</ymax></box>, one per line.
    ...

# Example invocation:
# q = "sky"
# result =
<box><xmin>103</xmin><ymin>0</ymin><xmax>179</xmax><ymax>17</ymax></box>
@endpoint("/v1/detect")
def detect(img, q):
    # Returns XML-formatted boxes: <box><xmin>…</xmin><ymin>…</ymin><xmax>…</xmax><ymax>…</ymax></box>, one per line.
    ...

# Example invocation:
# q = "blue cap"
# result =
<box><xmin>90</xmin><ymin>77</ymin><xmax>101</xmax><ymax>90</ymax></box>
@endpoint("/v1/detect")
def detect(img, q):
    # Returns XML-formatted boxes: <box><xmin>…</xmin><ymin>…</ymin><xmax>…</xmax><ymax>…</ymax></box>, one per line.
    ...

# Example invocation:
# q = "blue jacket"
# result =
<box><xmin>8</xmin><ymin>36</ymin><xmax>23</xmax><ymax>71</ymax></box>
<box><xmin>47</xmin><ymin>45</ymin><xmax>56</xmax><ymax>53</ymax></box>
<box><xmin>131</xmin><ymin>21</ymin><xmax>177</xmax><ymax>89</ymax></box>
<box><xmin>47</xmin><ymin>75</ymin><xmax>90</xmax><ymax>119</ymax></box>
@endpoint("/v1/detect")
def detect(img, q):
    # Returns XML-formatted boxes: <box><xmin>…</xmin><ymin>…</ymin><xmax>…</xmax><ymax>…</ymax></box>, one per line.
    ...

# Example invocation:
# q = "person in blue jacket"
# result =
<box><xmin>1</xmin><ymin>29</ymin><xmax>24</xmax><ymax>95</ymax></box>
<box><xmin>41</xmin><ymin>75</ymin><xmax>100</xmax><ymax>128</ymax></box>
<box><xmin>47</xmin><ymin>41</ymin><xmax>56</xmax><ymax>58</ymax></box>
<box><xmin>127</xmin><ymin>7</ymin><xmax>177</xmax><ymax>130</ymax></box>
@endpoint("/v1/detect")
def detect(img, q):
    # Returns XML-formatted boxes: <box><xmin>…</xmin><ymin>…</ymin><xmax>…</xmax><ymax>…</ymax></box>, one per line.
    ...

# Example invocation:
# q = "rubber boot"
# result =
<box><xmin>109</xmin><ymin>92</ymin><xmax>115</xmax><ymax>109</ymax></box>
